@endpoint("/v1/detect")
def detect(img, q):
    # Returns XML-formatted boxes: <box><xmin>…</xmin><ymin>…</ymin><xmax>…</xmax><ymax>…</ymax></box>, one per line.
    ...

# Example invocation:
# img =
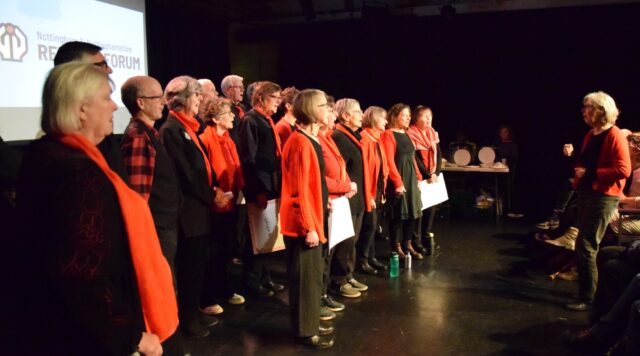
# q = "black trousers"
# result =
<box><xmin>285</xmin><ymin>236</ymin><xmax>323</xmax><ymax>337</ymax></box>
<box><xmin>202</xmin><ymin>211</ymin><xmax>235</xmax><ymax>305</ymax></box>
<box><xmin>176</xmin><ymin>234</ymin><xmax>208</xmax><ymax>323</ymax></box>
<box><xmin>357</xmin><ymin>209</ymin><xmax>377</xmax><ymax>262</ymax></box>
<box><xmin>156</xmin><ymin>225</ymin><xmax>178</xmax><ymax>292</ymax></box>
<box><xmin>331</xmin><ymin>211</ymin><xmax>363</xmax><ymax>286</ymax></box>
<box><xmin>414</xmin><ymin>206</ymin><xmax>436</xmax><ymax>242</ymax></box>
<box><xmin>235</xmin><ymin>204</ymin><xmax>248</xmax><ymax>257</ymax></box>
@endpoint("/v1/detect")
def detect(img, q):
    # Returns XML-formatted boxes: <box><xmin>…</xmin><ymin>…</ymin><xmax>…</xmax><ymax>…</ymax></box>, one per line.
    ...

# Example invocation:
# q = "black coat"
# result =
<box><xmin>160</xmin><ymin>114</ymin><xmax>216</xmax><ymax>238</ymax></box>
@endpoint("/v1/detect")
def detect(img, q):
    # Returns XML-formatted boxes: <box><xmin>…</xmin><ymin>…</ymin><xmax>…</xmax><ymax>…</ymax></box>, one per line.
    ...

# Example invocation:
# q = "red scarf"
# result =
<box><xmin>235</xmin><ymin>104</ymin><xmax>245</xmax><ymax>119</ymax></box>
<box><xmin>407</xmin><ymin>125</ymin><xmax>439</xmax><ymax>175</ymax></box>
<box><xmin>200</xmin><ymin>124</ymin><xmax>228</xmax><ymax>180</ymax></box>
<box><xmin>170</xmin><ymin>110</ymin><xmax>213</xmax><ymax>186</ymax></box>
<box><xmin>254</xmin><ymin>107</ymin><xmax>282</xmax><ymax>159</ymax></box>
<box><xmin>57</xmin><ymin>134</ymin><xmax>178</xmax><ymax>342</ymax></box>
<box><xmin>319</xmin><ymin>132</ymin><xmax>347</xmax><ymax>181</ymax></box>
<box><xmin>363</xmin><ymin>128</ymin><xmax>389</xmax><ymax>183</ymax></box>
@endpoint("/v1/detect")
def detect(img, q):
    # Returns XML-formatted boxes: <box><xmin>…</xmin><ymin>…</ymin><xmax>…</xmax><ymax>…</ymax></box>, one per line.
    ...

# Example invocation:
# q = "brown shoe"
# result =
<box><xmin>405</xmin><ymin>240</ymin><xmax>424</xmax><ymax>260</ymax></box>
<box><xmin>393</xmin><ymin>243</ymin><xmax>406</xmax><ymax>259</ymax></box>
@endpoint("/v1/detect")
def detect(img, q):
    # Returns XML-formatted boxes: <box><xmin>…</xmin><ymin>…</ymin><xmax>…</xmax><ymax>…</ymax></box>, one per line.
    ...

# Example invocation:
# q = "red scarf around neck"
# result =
<box><xmin>170</xmin><ymin>110</ymin><xmax>213</xmax><ymax>186</ymax></box>
<box><xmin>407</xmin><ymin>125</ymin><xmax>439</xmax><ymax>175</ymax></box>
<box><xmin>57</xmin><ymin>134</ymin><xmax>178</xmax><ymax>342</ymax></box>
<box><xmin>254</xmin><ymin>107</ymin><xmax>282</xmax><ymax>159</ymax></box>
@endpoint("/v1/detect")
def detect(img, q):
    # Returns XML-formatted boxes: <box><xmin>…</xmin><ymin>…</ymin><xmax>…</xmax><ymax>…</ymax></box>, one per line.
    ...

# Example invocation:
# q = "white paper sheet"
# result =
<box><xmin>419</xmin><ymin>173</ymin><xmax>449</xmax><ymax>210</ymax></box>
<box><xmin>328</xmin><ymin>196</ymin><xmax>355</xmax><ymax>250</ymax></box>
<box><xmin>247</xmin><ymin>199</ymin><xmax>285</xmax><ymax>254</ymax></box>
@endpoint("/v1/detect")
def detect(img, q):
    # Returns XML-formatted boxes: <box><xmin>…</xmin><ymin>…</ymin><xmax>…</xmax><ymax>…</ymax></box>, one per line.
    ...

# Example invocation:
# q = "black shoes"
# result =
<box><xmin>249</xmin><ymin>285</ymin><xmax>274</xmax><ymax>297</ymax></box>
<box><xmin>297</xmin><ymin>335</ymin><xmax>334</xmax><ymax>349</ymax></box>
<box><xmin>198</xmin><ymin>313</ymin><xmax>219</xmax><ymax>327</ymax></box>
<box><xmin>358</xmin><ymin>261</ymin><xmax>378</xmax><ymax>275</ymax></box>
<box><xmin>184</xmin><ymin>319</ymin><xmax>211</xmax><ymax>338</ymax></box>
<box><xmin>413</xmin><ymin>239</ymin><xmax>427</xmax><ymax>255</ymax></box>
<box><xmin>322</xmin><ymin>294</ymin><xmax>345</xmax><ymax>312</ymax></box>
<box><xmin>369</xmin><ymin>258</ymin><xmax>388</xmax><ymax>271</ymax></box>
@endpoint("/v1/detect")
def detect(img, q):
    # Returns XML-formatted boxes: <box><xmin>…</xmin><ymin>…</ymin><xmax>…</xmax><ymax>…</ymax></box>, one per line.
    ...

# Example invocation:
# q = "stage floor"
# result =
<box><xmin>187</xmin><ymin>218</ymin><xmax>588</xmax><ymax>355</ymax></box>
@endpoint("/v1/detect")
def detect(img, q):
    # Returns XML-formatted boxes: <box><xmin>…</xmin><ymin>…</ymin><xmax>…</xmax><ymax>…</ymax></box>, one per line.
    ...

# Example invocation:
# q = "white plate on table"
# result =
<box><xmin>452</xmin><ymin>148</ymin><xmax>472</xmax><ymax>166</ymax></box>
<box><xmin>478</xmin><ymin>146</ymin><xmax>496</xmax><ymax>165</ymax></box>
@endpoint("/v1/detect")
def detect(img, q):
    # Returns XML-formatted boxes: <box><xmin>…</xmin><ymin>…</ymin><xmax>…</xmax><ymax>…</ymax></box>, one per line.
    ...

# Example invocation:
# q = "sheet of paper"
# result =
<box><xmin>328</xmin><ymin>196</ymin><xmax>355</xmax><ymax>250</ymax></box>
<box><xmin>247</xmin><ymin>199</ymin><xmax>284</xmax><ymax>254</ymax></box>
<box><xmin>420</xmin><ymin>173</ymin><xmax>449</xmax><ymax>210</ymax></box>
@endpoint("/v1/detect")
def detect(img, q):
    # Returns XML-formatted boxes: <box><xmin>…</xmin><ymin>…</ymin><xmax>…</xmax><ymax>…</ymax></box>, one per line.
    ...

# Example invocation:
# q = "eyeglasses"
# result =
<box><xmin>139</xmin><ymin>95</ymin><xmax>163</xmax><ymax>100</ymax></box>
<box><xmin>269</xmin><ymin>94</ymin><xmax>282</xmax><ymax>101</ymax></box>
<box><xmin>92</xmin><ymin>60</ymin><xmax>109</xmax><ymax>70</ymax></box>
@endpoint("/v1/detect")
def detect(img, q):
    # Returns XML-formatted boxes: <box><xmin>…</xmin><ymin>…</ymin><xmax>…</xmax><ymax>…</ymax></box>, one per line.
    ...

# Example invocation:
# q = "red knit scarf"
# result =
<box><xmin>254</xmin><ymin>107</ymin><xmax>282</xmax><ymax>159</ymax></box>
<box><xmin>57</xmin><ymin>134</ymin><xmax>178</xmax><ymax>342</ymax></box>
<box><xmin>170</xmin><ymin>110</ymin><xmax>213</xmax><ymax>186</ymax></box>
<box><xmin>407</xmin><ymin>125</ymin><xmax>439</xmax><ymax>175</ymax></box>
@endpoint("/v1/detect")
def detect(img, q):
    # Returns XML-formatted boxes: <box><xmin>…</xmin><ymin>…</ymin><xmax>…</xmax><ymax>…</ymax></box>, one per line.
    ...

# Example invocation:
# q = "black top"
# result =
<box><xmin>332</xmin><ymin>124</ymin><xmax>365</xmax><ymax>215</ymax></box>
<box><xmin>577</xmin><ymin>128</ymin><xmax>610</xmax><ymax>191</ymax></box>
<box><xmin>127</xmin><ymin>120</ymin><xmax>182</xmax><ymax>230</ymax></box>
<box><xmin>160</xmin><ymin>114</ymin><xmax>216</xmax><ymax>238</ymax></box>
<box><xmin>302</xmin><ymin>132</ymin><xmax>329</xmax><ymax>216</ymax></box>
<box><xmin>97</xmin><ymin>134</ymin><xmax>130</xmax><ymax>184</ymax></box>
<box><xmin>15</xmin><ymin>137</ymin><xmax>144</xmax><ymax>355</ymax></box>
<box><xmin>415</xmin><ymin>142</ymin><xmax>443</xmax><ymax>179</ymax></box>
<box><xmin>376</xmin><ymin>143</ymin><xmax>385</xmax><ymax>202</ymax></box>
<box><xmin>238</xmin><ymin>108</ymin><xmax>281</xmax><ymax>201</ymax></box>
<box><xmin>228</xmin><ymin>102</ymin><xmax>248</xmax><ymax>146</ymax></box>
<box><xmin>388</xmin><ymin>131</ymin><xmax>422</xmax><ymax>220</ymax></box>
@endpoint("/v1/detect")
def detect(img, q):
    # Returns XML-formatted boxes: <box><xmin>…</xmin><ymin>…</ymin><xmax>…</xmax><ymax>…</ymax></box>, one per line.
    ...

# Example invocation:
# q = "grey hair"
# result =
<box><xmin>220</xmin><ymin>74</ymin><xmax>243</xmax><ymax>94</ymax></box>
<box><xmin>164</xmin><ymin>75</ymin><xmax>201</xmax><ymax>111</ymax></box>
<box><xmin>335</xmin><ymin>98</ymin><xmax>360</xmax><ymax>123</ymax></box>
<box><xmin>583</xmin><ymin>91</ymin><xmax>620</xmax><ymax>126</ymax></box>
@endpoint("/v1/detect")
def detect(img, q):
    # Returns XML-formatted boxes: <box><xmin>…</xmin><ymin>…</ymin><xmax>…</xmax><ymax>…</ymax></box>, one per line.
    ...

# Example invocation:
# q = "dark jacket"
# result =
<box><xmin>332</xmin><ymin>124</ymin><xmax>365</xmax><ymax>215</ymax></box>
<box><xmin>238</xmin><ymin>108</ymin><xmax>281</xmax><ymax>202</ymax></box>
<box><xmin>160</xmin><ymin>114</ymin><xmax>216</xmax><ymax>238</ymax></box>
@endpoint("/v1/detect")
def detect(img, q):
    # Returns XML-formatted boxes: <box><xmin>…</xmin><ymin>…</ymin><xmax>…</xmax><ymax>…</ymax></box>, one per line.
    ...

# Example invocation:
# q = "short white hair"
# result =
<box><xmin>164</xmin><ymin>75</ymin><xmax>201</xmax><ymax>111</ymax></box>
<box><xmin>584</xmin><ymin>91</ymin><xmax>619</xmax><ymax>126</ymax></box>
<box><xmin>220</xmin><ymin>75</ymin><xmax>243</xmax><ymax>94</ymax></box>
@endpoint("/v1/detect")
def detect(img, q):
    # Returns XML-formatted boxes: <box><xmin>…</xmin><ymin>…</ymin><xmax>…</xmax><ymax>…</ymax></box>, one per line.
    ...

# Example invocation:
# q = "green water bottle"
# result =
<box><xmin>390</xmin><ymin>252</ymin><xmax>399</xmax><ymax>277</ymax></box>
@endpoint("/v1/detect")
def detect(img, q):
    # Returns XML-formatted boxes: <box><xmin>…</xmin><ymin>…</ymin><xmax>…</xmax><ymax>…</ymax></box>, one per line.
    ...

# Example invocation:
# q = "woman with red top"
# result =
<box><xmin>275</xmin><ymin>86</ymin><xmax>300</xmax><ymax>146</ymax></box>
<box><xmin>281</xmin><ymin>89</ymin><xmax>334</xmax><ymax>349</ymax></box>
<box><xmin>317</xmin><ymin>97</ymin><xmax>354</xmax><ymax>313</ymax></box>
<box><xmin>407</xmin><ymin>105</ymin><xmax>442</xmax><ymax>256</ymax></box>
<box><xmin>199</xmin><ymin>96</ymin><xmax>246</xmax><ymax>315</ymax></box>
<box><xmin>565</xmin><ymin>91</ymin><xmax>631</xmax><ymax>312</ymax></box>
<box><xmin>381</xmin><ymin>103</ymin><xmax>423</xmax><ymax>260</ymax></box>
<box><xmin>360</xmin><ymin>106</ymin><xmax>390</xmax><ymax>272</ymax></box>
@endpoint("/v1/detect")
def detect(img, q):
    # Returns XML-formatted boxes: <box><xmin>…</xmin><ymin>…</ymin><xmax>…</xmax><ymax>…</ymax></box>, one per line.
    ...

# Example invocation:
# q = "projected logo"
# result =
<box><xmin>0</xmin><ymin>23</ymin><xmax>28</xmax><ymax>62</ymax></box>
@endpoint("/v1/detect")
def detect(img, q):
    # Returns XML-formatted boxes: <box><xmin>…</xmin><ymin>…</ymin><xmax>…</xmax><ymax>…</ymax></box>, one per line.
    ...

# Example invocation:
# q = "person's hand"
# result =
<box><xmin>371</xmin><ymin>198</ymin><xmax>376</xmax><ymax>209</ymax></box>
<box><xmin>395</xmin><ymin>186</ymin><xmax>406</xmax><ymax>195</ymax></box>
<box><xmin>256</xmin><ymin>193</ymin><xmax>268</xmax><ymax>210</ymax></box>
<box><xmin>213</xmin><ymin>188</ymin><xmax>231</xmax><ymax>209</ymax></box>
<box><xmin>428</xmin><ymin>176</ymin><xmax>437</xmax><ymax>184</ymax></box>
<box><xmin>563</xmin><ymin>143</ymin><xmax>574</xmax><ymax>157</ymax></box>
<box><xmin>305</xmin><ymin>231</ymin><xmax>320</xmax><ymax>247</ymax></box>
<box><xmin>327</xmin><ymin>200</ymin><xmax>333</xmax><ymax>212</ymax></box>
<box><xmin>574</xmin><ymin>166</ymin><xmax>586</xmax><ymax>178</ymax></box>
<box><xmin>137</xmin><ymin>332</ymin><xmax>162</xmax><ymax>356</ymax></box>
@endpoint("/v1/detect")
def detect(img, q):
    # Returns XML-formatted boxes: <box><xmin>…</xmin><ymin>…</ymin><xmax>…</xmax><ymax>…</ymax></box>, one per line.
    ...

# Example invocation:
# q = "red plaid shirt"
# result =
<box><xmin>121</xmin><ymin>119</ymin><xmax>157</xmax><ymax>201</ymax></box>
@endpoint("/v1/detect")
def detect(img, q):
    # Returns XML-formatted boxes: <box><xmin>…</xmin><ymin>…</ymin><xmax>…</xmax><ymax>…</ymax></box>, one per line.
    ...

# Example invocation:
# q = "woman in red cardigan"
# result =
<box><xmin>318</xmin><ymin>98</ymin><xmax>355</xmax><ymax>311</ymax></box>
<box><xmin>565</xmin><ymin>91</ymin><xmax>631</xmax><ymax>312</ymax></box>
<box><xmin>280</xmin><ymin>89</ymin><xmax>334</xmax><ymax>349</ymax></box>
<box><xmin>359</xmin><ymin>106</ymin><xmax>390</xmax><ymax>273</ymax></box>
<box><xmin>381</xmin><ymin>103</ymin><xmax>423</xmax><ymax>260</ymax></box>
<box><xmin>199</xmin><ymin>96</ymin><xmax>246</xmax><ymax>315</ymax></box>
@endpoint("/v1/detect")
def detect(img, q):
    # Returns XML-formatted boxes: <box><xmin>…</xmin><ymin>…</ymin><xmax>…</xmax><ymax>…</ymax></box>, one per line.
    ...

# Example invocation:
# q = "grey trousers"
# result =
<box><xmin>575</xmin><ymin>191</ymin><xmax>619</xmax><ymax>302</ymax></box>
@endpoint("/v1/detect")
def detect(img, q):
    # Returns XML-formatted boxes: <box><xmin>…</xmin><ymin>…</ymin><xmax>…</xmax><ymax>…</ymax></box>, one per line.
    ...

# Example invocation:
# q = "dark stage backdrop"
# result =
<box><xmin>145</xmin><ymin>1</ymin><xmax>640</xmax><ymax>219</ymax></box>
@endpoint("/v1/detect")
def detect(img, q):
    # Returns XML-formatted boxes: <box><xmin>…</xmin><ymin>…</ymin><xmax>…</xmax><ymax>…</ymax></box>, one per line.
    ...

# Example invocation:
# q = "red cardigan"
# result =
<box><xmin>361</xmin><ymin>128</ymin><xmax>389</xmax><ymax>211</ymax></box>
<box><xmin>280</xmin><ymin>131</ymin><xmax>327</xmax><ymax>243</ymax></box>
<box><xmin>381</xmin><ymin>129</ymin><xmax>423</xmax><ymax>190</ymax></box>
<box><xmin>574</xmin><ymin>125</ymin><xmax>631</xmax><ymax>196</ymax></box>
<box><xmin>319</xmin><ymin>133</ymin><xmax>352</xmax><ymax>199</ymax></box>
<box><xmin>275</xmin><ymin>118</ymin><xmax>295</xmax><ymax>147</ymax></box>
<box><xmin>200</xmin><ymin>125</ymin><xmax>245</xmax><ymax>212</ymax></box>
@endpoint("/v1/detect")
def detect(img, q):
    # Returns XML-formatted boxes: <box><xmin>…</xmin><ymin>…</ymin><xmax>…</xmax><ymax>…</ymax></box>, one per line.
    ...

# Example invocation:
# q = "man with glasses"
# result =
<box><xmin>53</xmin><ymin>41</ymin><xmax>129</xmax><ymax>183</ymax></box>
<box><xmin>220</xmin><ymin>74</ymin><xmax>247</xmax><ymax>145</ymax></box>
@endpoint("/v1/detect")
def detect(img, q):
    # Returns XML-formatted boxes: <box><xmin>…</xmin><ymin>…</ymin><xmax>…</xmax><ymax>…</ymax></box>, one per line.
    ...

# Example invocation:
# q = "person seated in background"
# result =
<box><xmin>448</xmin><ymin>130</ymin><xmax>477</xmax><ymax>162</ymax></box>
